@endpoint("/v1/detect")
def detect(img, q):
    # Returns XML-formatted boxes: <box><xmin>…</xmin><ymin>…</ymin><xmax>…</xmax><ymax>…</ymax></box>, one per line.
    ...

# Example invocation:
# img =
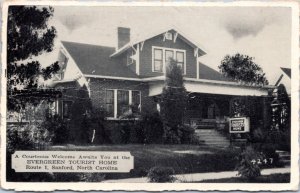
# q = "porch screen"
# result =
<box><xmin>105</xmin><ymin>90</ymin><xmax>114</xmax><ymax>117</ymax></box>
<box><xmin>117</xmin><ymin>90</ymin><xmax>129</xmax><ymax>117</ymax></box>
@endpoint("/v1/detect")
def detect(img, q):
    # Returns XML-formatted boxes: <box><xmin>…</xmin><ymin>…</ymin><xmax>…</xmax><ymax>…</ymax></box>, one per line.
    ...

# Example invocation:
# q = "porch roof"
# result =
<box><xmin>149</xmin><ymin>79</ymin><xmax>274</xmax><ymax>97</ymax></box>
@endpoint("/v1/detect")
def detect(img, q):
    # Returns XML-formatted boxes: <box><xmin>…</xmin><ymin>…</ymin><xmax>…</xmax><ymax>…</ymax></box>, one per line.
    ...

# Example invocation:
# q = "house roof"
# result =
<box><xmin>61</xmin><ymin>41</ymin><xmax>232</xmax><ymax>83</ymax></box>
<box><xmin>110</xmin><ymin>27</ymin><xmax>207</xmax><ymax>57</ymax></box>
<box><xmin>61</xmin><ymin>41</ymin><xmax>140</xmax><ymax>78</ymax></box>
<box><xmin>198</xmin><ymin>62</ymin><xmax>232</xmax><ymax>82</ymax></box>
<box><xmin>280</xmin><ymin>67</ymin><xmax>291</xmax><ymax>78</ymax></box>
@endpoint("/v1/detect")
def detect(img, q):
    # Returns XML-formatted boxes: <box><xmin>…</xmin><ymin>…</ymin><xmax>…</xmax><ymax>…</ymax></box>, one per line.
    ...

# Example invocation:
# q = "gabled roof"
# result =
<box><xmin>61</xmin><ymin>41</ymin><xmax>232</xmax><ymax>83</ymax></box>
<box><xmin>198</xmin><ymin>62</ymin><xmax>232</xmax><ymax>82</ymax></box>
<box><xmin>61</xmin><ymin>41</ymin><xmax>140</xmax><ymax>78</ymax></box>
<box><xmin>280</xmin><ymin>67</ymin><xmax>291</xmax><ymax>78</ymax></box>
<box><xmin>110</xmin><ymin>26</ymin><xmax>207</xmax><ymax>57</ymax></box>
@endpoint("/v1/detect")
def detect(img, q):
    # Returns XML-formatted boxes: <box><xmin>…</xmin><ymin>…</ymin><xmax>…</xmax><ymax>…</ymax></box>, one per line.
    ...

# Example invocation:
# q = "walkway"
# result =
<box><xmin>103</xmin><ymin>167</ymin><xmax>290</xmax><ymax>183</ymax></box>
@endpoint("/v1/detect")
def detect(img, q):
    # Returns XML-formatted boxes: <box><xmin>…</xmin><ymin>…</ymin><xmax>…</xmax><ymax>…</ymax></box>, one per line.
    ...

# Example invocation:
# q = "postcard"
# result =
<box><xmin>1</xmin><ymin>1</ymin><xmax>299</xmax><ymax>191</ymax></box>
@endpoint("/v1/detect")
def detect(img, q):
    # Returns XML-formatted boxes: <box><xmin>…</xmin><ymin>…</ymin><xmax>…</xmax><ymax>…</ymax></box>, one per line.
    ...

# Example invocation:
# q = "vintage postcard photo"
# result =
<box><xmin>1</xmin><ymin>1</ymin><xmax>299</xmax><ymax>191</ymax></box>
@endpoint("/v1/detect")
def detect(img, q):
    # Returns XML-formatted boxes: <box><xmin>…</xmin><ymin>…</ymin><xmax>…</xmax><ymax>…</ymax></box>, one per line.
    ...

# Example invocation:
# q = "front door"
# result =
<box><xmin>207</xmin><ymin>103</ymin><xmax>220</xmax><ymax>119</ymax></box>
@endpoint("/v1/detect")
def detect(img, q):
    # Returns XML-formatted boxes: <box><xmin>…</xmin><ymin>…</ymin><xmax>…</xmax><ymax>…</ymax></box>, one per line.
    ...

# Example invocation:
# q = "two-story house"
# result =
<box><xmin>50</xmin><ymin>27</ymin><xmax>274</xmax><ymax>134</ymax></box>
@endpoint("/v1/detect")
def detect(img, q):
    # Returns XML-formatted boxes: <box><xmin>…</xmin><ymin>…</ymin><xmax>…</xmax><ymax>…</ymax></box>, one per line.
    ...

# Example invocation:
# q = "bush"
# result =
<box><xmin>6</xmin><ymin>123</ymin><xmax>54</xmax><ymax>182</ymax></box>
<box><xmin>109</xmin><ymin>112</ymin><xmax>165</xmax><ymax>144</ymax></box>
<box><xmin>7</xmin><ymin>123</ymin><xmax>53</xmax><ymax>153</ymax></box>
<box><xmin>42</xmin><ymin>115</ymin><xmax>69</xmax><ymax>144</ymax></box>
<box><xmin>179</xmin><ymin>125</ymin><xmax>197</xmax><ymax>144</ymax></box>
<box><xmin>160</xmin><ymin>59</ymin><xmax>187</xmax><ymax>142</ymax></box>
<box><xmin>147</xmin><ymin>166</ymin><xmax>176</xmax><ymax>183</ymax></box>
<box><xmin>163</xmin><ymin>126</ymin><xmax>182</xmax><ymax>144</ymax></box>
<box><xmin>236</xmin><ymin>146</ymin><xmax>262</xmax><ymax>180</ymax></box>
<box><xmin>140</xmin><ymin>112</ymin><xmax>164</xmax><ymax>144</ymax></box>
<box><xmin>106</xmin><ymin>120</ymin><xmax>139</xmax><ymax>144</ymax></box>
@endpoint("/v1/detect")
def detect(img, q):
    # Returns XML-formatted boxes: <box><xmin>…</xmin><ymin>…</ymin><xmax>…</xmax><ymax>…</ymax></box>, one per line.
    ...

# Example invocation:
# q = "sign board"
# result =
<box><xmin>229</xmin><ymin>117</ymin><xmax>250</xmax><ymax>133</ymax></box>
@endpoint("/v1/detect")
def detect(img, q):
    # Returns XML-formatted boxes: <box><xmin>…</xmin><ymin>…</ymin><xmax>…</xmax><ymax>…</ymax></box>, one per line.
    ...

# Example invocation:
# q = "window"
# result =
<box><xmin>104</xmin><ymin>89</ymin><xmax>141</xmax><ymax>118</ymax></box>
<box><xmin>62</xmin><ymin>101</ymin><xmax>72</xmax><ymax>118</ymax></box>
<box><xmin>105</xmin><ymin>90</ymin><xmax>114</xmax><ymax>117</ymax></box>
<box><xmin>153</xmin><ymin>48</ymin><xmax>163</xmax><ymax>72</ymax></box>
<box><xmin>152</xmin><ymin>46</ymin><xmax>186</xmax><ymax>74</ymax></box>
<box><xmin>117</xmin><ymin>90</ymin><xmax>129</xmax><ymax>117</ymax></box>
<box><xmin>165</xmin><ymin>50</ymin><xmax>174</xmax><ymax>65</ymax></box>
<box><xmin>165</xmin><ymin>32</ymin><xmax>173</xmax><ymax>40</ymax></box>
<box><xmin>176</xmin><ymin>51</ymin><xmax>184</xmax><ymax>73</ymax></box>
<box><xmin>132</xmin><ymin>91</ymin><xmax>141</xmax><ymax>113</ymax></box>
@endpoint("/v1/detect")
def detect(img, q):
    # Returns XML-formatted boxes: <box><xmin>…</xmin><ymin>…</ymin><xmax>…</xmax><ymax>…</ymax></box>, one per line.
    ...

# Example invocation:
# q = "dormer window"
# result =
<box><xmin>152</xmin><ymin>46</ymin><xmax>186</xmax><ymax>74</ymax></box>
<box><xmin>165</xmin><ymin>32</ymin><xmax>173</xmax><ymax>40</ymax></box>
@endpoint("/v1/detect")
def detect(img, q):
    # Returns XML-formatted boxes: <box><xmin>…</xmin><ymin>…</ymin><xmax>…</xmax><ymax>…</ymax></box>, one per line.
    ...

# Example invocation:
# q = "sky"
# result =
<box><xmin>40</xmin><ymin>5</ymin><xmax>292</xmax><ymax>87</ymax></box>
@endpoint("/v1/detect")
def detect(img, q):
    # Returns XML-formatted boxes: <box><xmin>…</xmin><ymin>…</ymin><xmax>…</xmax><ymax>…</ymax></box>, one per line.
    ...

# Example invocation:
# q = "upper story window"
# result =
<box><xmin>152</xmin><ymin>46</ymin><xmax>186</xmax><ymax>74</ymax></box>
<box><xmin>153</xmin><ymin>48</ymin><xmax>163</xmax><ymax>72</ymax></box>
<box><xmin>165</xmin><ymin>50</ymin><xmax>174</xmax><ymax>64</ymax></box>
<box><xmin>176</xmin><ymin>51</ymin><xmax>184</xmax><ymax>71</ymax></box>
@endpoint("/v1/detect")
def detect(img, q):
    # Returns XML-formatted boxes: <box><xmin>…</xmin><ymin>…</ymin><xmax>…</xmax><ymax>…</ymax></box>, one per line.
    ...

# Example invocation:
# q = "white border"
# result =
<box><xmin>1</xmin><ymin>1</ymin><xmax>299</xmax><ymax>191</ymax></box>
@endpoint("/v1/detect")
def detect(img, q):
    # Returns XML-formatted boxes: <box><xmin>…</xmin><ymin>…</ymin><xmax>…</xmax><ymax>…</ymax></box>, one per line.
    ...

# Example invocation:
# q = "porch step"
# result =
<box><xmin>195</xmin><ymin>129</ymin><xmax>230</xmax><ymax>147</ymax></box>
<box><xmin>276</xmin><ymin>150</ymin><xmax>291</xmax><ymax>167</ymax></box>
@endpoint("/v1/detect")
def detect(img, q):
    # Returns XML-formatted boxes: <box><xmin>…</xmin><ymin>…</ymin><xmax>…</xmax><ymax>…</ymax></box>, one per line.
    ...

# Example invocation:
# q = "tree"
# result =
<box><xmin>7</xmin><ymin>6</ymin><xmax>60</xmax><ymax>112</ymax></box>
<box><xmin>160</xmin><ymin>59</ymin><xmax>187</xmax><ymax>143</ymax></box>
<box><xmin>218</xmin><ymin>53</ymin><xmax>268</xmax><ymax>86</ymax></box>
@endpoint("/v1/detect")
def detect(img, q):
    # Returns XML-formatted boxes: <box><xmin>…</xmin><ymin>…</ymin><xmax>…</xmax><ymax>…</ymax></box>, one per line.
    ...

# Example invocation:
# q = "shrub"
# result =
<box><xmin>41</xmin><ymin>114</ymin><xmax>69</xmax><ymax>144</ymax></box>
<box><xmin>236</xmin><ymin>146</ymin><xmax>262</xmax><ymax>180</ymax></box>
<box><xmin>160</xmin><ymin>59</ymin><xmax>187</xmax><ymax>142</ymax></box>
<box><xmin>106</xmin><ymin>112</ymin><xmax>165</xmax><ymax>144</ymax></box>
<box><xmin>108</xmin><ymin>122</ymin><xmax>124</xmax><ymax>144</ymax></box>
<box><xmin>7</xmin><ymin>125</ymin><xmax>34</xmax><ymax>153</ymax></box>
<box><xmin>6</xmin><ymin>123</ymin><xmax>54</xmax><ymax>181</ymax></box>
<box><xmin>163</xmin><ymin>126</ymin><xmax>182</xmax><ymax>144</ymax></box>
<box><xmin>147</xmin><ymin>166</ymin><xmax>176</xmax><ymax>183</ymax></box>
<box><xmin>7</xmin><ymin>122</ymin><xmax>53</xmax><ymax>153</ymax></box>
<box><xmin>179</xmin><ymin>125</ymin><xmax>197</xmax><ymax>144</ymax></box>
<box><xmin>140</xmin><ymin>112</ymin><xmax>164</xmax><ymax>144</ymax></box>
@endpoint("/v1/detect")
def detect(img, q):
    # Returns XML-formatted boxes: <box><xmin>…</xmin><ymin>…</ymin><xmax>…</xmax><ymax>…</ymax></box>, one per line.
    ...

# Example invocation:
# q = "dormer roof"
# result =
<box><xmin>110</xmin><ymin>26</ymin><xmax>207</xmax><ymax>57</ymax></box>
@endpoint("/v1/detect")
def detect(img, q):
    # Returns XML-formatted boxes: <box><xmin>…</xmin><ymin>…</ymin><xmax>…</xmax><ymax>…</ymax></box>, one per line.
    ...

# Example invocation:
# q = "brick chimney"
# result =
<box><xmin>117</xmin><ymin>27</ymin><xmax>130</xmax><ymax>49</ymax></box>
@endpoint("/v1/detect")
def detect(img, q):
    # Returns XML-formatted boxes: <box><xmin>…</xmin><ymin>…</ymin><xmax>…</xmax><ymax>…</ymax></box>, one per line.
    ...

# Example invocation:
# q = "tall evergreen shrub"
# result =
<box><xmin>160</xmin><ymin>59</ymin><xmax>187</xmax><ymax>143</ymax></box>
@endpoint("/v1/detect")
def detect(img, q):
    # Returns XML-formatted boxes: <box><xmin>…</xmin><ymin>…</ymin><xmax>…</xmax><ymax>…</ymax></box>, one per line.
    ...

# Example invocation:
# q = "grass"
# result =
<box><xmin>48</xmin><ymin>144</ymin><xmax>241</xmax><ymax>179</ymax></box>
<box><xmin>198</xmin><ymin>173</ymin><xmax>290</xmax><ymax>183</ymax></box>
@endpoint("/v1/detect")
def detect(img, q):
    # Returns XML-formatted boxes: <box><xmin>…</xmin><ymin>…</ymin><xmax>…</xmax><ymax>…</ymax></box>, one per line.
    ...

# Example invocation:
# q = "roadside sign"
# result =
<box><xmin>229</xmin><ymin>117</ymin><xmax>250</xmax><ymax>133</ymax></box>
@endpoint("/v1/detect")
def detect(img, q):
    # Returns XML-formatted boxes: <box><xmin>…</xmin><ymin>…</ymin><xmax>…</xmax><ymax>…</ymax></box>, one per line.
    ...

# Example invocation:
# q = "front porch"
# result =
<box><xmin>149</xmin><ymin>78</ymin><xmax>273</xmax><ymax>132</ymax></box>
<box><xmin>181</xmin><ymin>92</ymin><xmax>270</xmax><ymax>147</ymax></box>
<box><xmin>184</xmin><ymin>93</ymin><xmax>232</xmax><ymax>129</ymax></box>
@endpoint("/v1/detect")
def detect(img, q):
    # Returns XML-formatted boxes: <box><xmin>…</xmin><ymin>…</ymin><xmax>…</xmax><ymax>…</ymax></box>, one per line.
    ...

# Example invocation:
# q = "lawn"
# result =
<box><xmin>48</xmin><ymin>144</ymin><xmax>241</xmax><ymax>180</ymax></box>
<box><xmin>198</xmin><ymin>173</ymin><xmax>290</xmax><ymax>183</ymax></box>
